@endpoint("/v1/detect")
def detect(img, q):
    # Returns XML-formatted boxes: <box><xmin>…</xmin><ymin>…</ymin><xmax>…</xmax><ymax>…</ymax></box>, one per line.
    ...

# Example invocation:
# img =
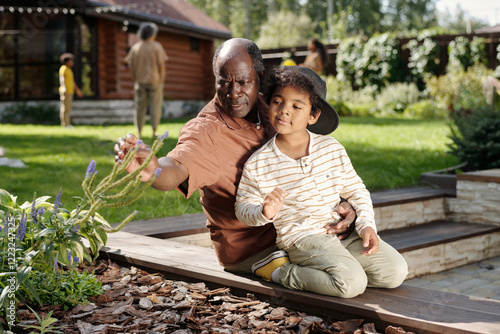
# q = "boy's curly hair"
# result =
<box><xmin>264</xmin><ymin>66</ymin><xmax>321</xmax><ymax>117</ymax></box>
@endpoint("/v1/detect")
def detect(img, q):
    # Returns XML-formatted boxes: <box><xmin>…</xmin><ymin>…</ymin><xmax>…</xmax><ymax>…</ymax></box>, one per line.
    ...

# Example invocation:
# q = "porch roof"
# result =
<box><xmin>87</xmin><ymin>0</ymin><xmax>231</xmax><ymax>40</ymax></box>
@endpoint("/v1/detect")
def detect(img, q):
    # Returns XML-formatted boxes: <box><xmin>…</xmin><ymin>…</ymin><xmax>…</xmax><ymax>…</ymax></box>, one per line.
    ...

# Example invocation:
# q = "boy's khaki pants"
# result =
<box><xmin>60</xmin><ymin>93</ymin><xmax>73</xmax><ymax>127</ymax></box>
<box><xmin>226</xmin><ymin>233</ymin><xmax>408</xmax><ymax>298</ymax></box>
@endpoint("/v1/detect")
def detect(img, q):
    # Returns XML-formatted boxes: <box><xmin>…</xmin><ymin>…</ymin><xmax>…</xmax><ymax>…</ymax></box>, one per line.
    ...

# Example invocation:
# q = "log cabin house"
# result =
<box><xmin>0</xmin><ymin>0</ymin><xmax>231</xmax><ymax>123</ymax></box>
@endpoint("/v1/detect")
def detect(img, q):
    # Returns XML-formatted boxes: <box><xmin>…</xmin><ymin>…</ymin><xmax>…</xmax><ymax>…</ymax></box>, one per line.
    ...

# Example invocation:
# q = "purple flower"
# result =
<box><xmin>85</xmin><ymin>160</ymin><xmax>97</xmax><ymax>178</ymax></box>
<box><xmin>37</xmin><ymin>207</ymin><xmax>45</xmax><ymax>216</ymax></box>
<box><xmin>73</xmin><ymin>257</ymin><xmax>79</xmax><ymax>264</ymax></box>
<box><xmin>16</xmin><ymin>211</ymin><xmax>27</xmax><ymax>241</ymax></box>
<box><xmin>67</xmin><ymin>250</ymin><xmax>72</xmax><ymax>262</ymax></box>
<box><xmin>5</xmin><ymin>212</ymin><xmax>10</xmax><ymax>234</ymax></box>
<box><xmin>159</xmin><ymin>131</ymin><xmax>169</xmax><ymax>140</ymax></box>
<box><xmin>54</xmin><ymin>256</ymin><xmax>59</xmax><ymax>270</ymax></box>
<box><xmin>30</xmin><ymin>198</ymin><xmax>37</xmax><ymax>223</ymax></box>
<box><xmin>153</xmin><ymin>168</ymin><xmax>162</xmax><ymax>178</ymax></box>
<box><xmin>53</xmin><ymin>189</ymin><xmax>62</xmax><ymax>214</ymax></box>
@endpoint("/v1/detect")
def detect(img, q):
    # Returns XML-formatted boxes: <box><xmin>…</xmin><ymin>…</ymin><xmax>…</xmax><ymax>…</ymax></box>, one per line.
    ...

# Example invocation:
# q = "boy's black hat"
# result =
<box><xmin>288</xmin><ymin>66</ymin><xmax>339</xmax><ymax>135</ymax></box>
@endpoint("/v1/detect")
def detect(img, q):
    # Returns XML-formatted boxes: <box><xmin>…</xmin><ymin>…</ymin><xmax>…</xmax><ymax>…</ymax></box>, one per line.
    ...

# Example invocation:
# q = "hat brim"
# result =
<box><xmin>307</xmin><ymin>99</ymin><xmax>339</xmax><ymax>135</ymax></box>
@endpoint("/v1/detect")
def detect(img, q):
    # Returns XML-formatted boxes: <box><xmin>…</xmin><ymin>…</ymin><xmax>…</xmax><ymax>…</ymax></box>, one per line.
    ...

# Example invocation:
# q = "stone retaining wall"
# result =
<box><xmin>447</xmin><ymin>169</ymin><xmax>500</xmax><ymax>225</ymax></box>
<box><xmin>0</xmin><ymin>99</ymin><xmax>208</xmax><ymax>125</ymax></box>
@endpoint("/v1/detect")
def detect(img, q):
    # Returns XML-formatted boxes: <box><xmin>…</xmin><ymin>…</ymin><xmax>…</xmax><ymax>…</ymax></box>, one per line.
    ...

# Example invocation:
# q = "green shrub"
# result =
<box><xmin>403</xmin><ymin>100</ymin><xmax>448</xmax><ymax>120</ymax></box>
<box><xmin>357</xmin><ymin>33</ymin><xmax>403</xmax><ymax>91</ymax></box>
<box><xmin>406</xmin><ymin>36</ymin><xmax>441</xmax><ymax>90</ymax></box>
<box><xmin>448</xmin><ymin>36</ymin><xmax>488</xmax><ymax>71</ymax></box>
<box><xmin>426</xmin><ymin>63</ymin><xmax>494</xmax><ymax>110</ymax></box>
<box><xmin>495</xmin><ymin>42</ymin><xmax>500</xmax><ymax>78</ymax></box>
<box><xmin>345</xmin><ymin>103</ymin><xmax>378</xmax><ymax>117</ymax></box>
<box><xmin>335</xmin><ymin>36</ymin><xmax>365</xmax><ymax>90</ymax></box>
<box><xmin>377</xmin><ymin>82</ymin><xmax>420</xmax><ymax>115</ymax></box>
<box><xmin>29</xmin><ymin>269</ymin><xmax>103</xmax><ymax>309</ymax></box>
<box><xmin>1</xmin><ymin>103</ymin><xmax>59</xmax><ymax>125</ymax></box>
<box><xmin>448</xmin><ymin>104</ymin><xmax>500</xmax><ymax>171</ymax></box>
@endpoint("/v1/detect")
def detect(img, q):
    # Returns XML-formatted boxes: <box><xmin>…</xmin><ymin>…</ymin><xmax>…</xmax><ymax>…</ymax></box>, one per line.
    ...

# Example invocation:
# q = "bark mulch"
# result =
<box><xmin>14</xmin><ymin>259</ymin><xmax>414</xmax><ymax>334</ymax></box>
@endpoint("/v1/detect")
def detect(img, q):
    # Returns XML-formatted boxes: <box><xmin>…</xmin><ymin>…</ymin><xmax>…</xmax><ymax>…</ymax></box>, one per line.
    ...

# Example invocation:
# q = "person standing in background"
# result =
<box><xmin>59</xmin><ymin>53</ymin><xmax>83</xmax><ymax>128</ymax></box>
<box><xmin>299</xmin><ymin>38</ymin><xmax>328</xmax><ymax>75</ymax></box>
<box><xmin>125</xmin><ymin>22</ymin><xmax>169</xmax><ymax>139</ymax></box>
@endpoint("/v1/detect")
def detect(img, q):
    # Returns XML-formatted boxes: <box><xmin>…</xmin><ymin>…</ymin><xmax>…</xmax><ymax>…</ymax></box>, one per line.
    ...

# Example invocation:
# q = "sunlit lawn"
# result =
<box><xmin>0</xmin><ymin>117</ymin><xmax>458</xmax><ymax>223</ymax></box>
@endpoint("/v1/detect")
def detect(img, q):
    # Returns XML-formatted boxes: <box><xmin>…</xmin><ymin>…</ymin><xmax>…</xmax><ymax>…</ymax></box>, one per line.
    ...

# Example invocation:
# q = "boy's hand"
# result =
<box><xmin>359</xmin><ymin>227</ymin><xmax>379</xmax><ymax>255</ymax></box>
<box><xmin>263</xmin><ymin>187</ymin><xmax>286</xmax><ymax>220</ymax></box>
<box><xmin>75</xmin><ymin>87</ymin><xmax>83</xmax><ymax>98</ymax></box>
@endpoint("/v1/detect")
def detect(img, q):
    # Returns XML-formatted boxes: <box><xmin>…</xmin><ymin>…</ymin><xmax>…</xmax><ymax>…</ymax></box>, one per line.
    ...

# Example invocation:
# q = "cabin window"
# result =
<box><xmin>0</xmin><ymin>10</ymin><xmax>96</xmax><ymax>101</ymax></box>
<box><xmin>190</xmin><ymin>37</ymin><xmax>200</xmax><ymax>52</ymax></box>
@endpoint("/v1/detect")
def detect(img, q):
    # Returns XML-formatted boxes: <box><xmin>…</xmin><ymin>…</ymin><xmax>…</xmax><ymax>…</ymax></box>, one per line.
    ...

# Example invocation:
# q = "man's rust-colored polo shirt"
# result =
<box><xmin>167</xmin><ymin>95</ymin><xmax>277</xmax><ymax>266</ymax></box>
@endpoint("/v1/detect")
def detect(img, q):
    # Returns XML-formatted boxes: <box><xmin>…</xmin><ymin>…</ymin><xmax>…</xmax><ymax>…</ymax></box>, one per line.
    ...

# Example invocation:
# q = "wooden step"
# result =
<box><xmin>100</xmin><ymin>231</ymin><xmax>500</xmax><ymax>334</ymax></box>
<box><xmin>379</xmin><ymin>220</ymin><xmax>500</xmax><ymax>253</ymax></box>
<box><xmin>116</xmin><ymin>187</ymin><xmax>452</xmax><ymax>238</ymax></box>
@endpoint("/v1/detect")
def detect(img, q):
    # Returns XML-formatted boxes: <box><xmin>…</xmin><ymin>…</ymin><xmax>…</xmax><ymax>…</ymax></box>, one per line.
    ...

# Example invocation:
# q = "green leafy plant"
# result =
<box><xmin>28</xmin><ymin>269</ymin><xmax>102</xmax><ymax>309</ymax></box>
<box><xmin>0</xmin><ymin>133</ymin><xmax>168</xmax><ymax>326</ymax></box>
<box><xmin>377</xmin><ymin>82</ymin><xmax>421</xmax><ymax>115</ymax></box>
<box><xmin>21</xmin><ymin>306</ymin><xmax>65</xmax><ymax>333</ymax></box>
<box><xmin>403</xmin><ymin>100</ymin><xmax>448</xmax><ymax>120</ymax></box>
<box><xmin>448</xmin><ymin>97</ymin><xmax>500</xmax><ymax>171</ymax></box>
<box><xmin>426</xmin><ymin>63</ymin><xmax>494</xmax><ymax>111</ymax></box>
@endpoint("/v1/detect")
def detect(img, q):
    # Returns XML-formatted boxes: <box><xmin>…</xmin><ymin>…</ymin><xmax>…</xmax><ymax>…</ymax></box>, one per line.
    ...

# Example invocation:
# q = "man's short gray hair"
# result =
<box><xmin>213</xmin><ymin>38</ymin><xmax>264</xmax><ymax>76</ymax></box>
<box><xmin>138</xmin><ymin>22</ymin><xmax>159</xmax><ymax>40</ymax></box>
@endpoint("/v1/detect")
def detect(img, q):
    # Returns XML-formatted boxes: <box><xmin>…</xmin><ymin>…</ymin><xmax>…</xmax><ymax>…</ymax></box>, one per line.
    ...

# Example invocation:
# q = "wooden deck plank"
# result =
<box><xmin>100</xmin><ymin>231</ymin><xmax>500</xmax><ymax>334</ymax></box>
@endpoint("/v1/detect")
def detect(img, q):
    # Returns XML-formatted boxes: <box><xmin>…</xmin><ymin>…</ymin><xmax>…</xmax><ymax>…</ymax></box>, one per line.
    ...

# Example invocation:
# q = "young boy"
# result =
<box><xmin>59</xmin><ymin>53</ymin><xmax>83</xmax><ymax>128</ymax></box>
<box><xmin>235</xmin><ymin>66</ymin><xmax>408</xmax><ymax>298</ymax></box>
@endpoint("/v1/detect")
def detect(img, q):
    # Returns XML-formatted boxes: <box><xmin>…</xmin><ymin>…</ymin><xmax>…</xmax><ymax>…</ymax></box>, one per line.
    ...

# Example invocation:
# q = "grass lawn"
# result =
<box><xmin>0</xmin><ymin>117</ymin><xmax>458</xmax><ymax>224</ymax></box>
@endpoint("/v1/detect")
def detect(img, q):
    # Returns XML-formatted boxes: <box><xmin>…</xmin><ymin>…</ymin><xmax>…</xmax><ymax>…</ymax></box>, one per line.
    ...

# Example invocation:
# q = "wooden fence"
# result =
<box><xmin>261</xmin><ymin>32</ymin><xmax>500</xmax><ymax>78</ymax></box>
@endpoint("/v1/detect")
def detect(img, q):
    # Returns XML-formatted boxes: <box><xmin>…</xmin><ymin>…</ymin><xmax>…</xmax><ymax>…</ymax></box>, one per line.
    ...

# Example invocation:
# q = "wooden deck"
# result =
<box><xmin>100</xmin><ymin>231</ymin><xmax>500</xmax><ymax>334</ymax></box>
<box><xmin>103</xmin><ymin>186</ymin><xmax>500</xmax><ymax>333</ymax></box>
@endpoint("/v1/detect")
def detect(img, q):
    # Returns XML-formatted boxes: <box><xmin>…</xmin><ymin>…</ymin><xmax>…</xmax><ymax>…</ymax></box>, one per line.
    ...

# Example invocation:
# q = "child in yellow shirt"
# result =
<box><xmin>59</xmin><ymin>53</ymin><xmax>83</xmax><ymax>128</ymax></box>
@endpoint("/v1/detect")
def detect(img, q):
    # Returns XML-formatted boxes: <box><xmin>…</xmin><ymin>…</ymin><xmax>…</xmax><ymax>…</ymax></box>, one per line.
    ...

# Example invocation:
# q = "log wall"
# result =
<box><xmin>96</xmin><ymin>19</ymin><xmax>215</xmax><ymax>101</ymax></box>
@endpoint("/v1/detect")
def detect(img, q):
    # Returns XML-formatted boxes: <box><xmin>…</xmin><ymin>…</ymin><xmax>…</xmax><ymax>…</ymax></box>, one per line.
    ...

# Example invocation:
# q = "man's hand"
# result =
<box><xmin>263</xmin><ymin>187</ymin><xmax>286</xmax><ymax>220</ymax></box>
<box><xmin>326</xmin><ymin>201</ymin><xmax>356</xmax><ymax>239</ymax></box>
<box><xmin>114</xmin><ymin>133</ymin><xmax>160</xmax><ymax>182</ymax></box>
<box><xmin>359</xmin><ymin>226</ymin><xmax>379</xmax><ymax>255</ymax></box>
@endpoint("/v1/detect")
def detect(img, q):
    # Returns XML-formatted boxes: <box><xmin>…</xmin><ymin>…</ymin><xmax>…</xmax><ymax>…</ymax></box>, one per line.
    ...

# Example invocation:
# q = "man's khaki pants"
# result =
<box><xmin>134</xmin><ymin>82</ymin><xmax>164</xmax><ymax>136</ymax></box>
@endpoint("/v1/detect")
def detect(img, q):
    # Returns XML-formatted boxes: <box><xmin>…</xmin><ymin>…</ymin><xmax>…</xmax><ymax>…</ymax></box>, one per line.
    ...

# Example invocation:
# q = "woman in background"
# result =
<box><xmin>299</xmin><ymin>38</ymin><xmax>327</xmax><ymax>75</ymax></box>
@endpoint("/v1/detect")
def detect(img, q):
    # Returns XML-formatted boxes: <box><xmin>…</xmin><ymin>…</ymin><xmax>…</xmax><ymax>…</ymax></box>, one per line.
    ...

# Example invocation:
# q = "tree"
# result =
<box><xmin>384</xmin><ymin>0</ymin><xmax>438</xmax><ymax>33</ymax></box>
<box><xmin>255</xmin><ymin>10</ymin><xmax>316</xmax><ymax>49</ymax></box>
<box><xmin>437</xmin><ymin>4</ymin><xmax>489</xmax><ymax>34</ymax></box>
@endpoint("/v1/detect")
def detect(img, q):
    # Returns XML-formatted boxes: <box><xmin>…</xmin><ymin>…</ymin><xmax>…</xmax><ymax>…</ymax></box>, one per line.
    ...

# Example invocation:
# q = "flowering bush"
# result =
<box><xmin>0</xmin><ymin>132</ymin><xmax>167</xmax><ymax>327</ymax></box>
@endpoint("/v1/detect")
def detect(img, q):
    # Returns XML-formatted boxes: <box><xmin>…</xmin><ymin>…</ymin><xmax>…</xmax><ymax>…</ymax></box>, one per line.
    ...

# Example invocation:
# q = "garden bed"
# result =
<box><xmin>10</xmin><ymin>259</ymin><xmax>412</xmax><ymax>334</ymax></box>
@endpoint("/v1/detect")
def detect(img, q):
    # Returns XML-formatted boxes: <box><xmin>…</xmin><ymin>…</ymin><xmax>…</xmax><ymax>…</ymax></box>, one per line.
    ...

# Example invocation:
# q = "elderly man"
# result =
<box><xmin>115</xmin><ymin>38</ymin><xmax>364</xmax><ymax>282</ymax></box>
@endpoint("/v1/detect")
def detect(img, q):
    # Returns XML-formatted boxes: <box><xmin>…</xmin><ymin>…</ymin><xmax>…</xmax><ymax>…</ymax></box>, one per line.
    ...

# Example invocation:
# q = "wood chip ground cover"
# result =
<box><xmin>10</xmin><ymin>260</ymin><xmax>414</xmax><ymax>333</ymax></box>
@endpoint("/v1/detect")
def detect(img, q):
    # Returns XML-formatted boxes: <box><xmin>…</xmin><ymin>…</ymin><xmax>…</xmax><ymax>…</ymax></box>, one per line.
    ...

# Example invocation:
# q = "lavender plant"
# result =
<box><xmin>0</xmin><ymin>132</ymin><xmax>168</xmax><ymax>320</ymax></box>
